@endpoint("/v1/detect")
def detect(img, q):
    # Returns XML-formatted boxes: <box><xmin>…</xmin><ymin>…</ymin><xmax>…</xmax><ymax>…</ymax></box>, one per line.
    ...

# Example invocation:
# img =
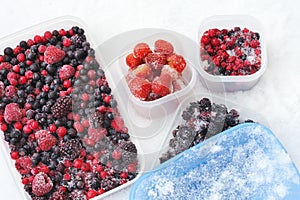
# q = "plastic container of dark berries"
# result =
<box><xmin>197</xmin><ymin>15</ymin><xmax>268</xmax><ymax>92</ymax></box>
<box><xmin>0</xmin><ymin>16</ymin><xmax>145</xmax><ymax>200</ymax></box>
<box><xmin>154</xmin><ymin>92</ymin><xmax>270</xmax><ymax>168</ymax></box>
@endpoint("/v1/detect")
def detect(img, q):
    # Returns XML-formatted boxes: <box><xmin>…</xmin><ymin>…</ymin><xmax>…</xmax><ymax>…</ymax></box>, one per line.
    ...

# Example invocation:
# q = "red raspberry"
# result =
<box><xmin>4</xmin><ymin>103</ymin><xmax>22</xmax><ymax>123</ymax></box>
<box><xmin>125</xmin><ymin>53</ymin><xmax>143</xmax><ymax>69</ymax></box>
<box><xmin>201</xmin><ymin>35</ymin><xmax>210</xmax><ymax>45</ymax></box>
<box><xmin>111</xmin><ymin>116</ymin><xmax>125</xmax><ymax>132</ymax></box>
<box><xmin>44</xmin><ymin>45</ymin><xmax>66</xmax><ymax>64</ymax></box>
<box><xmin>35</xmin><ymin>130</ymin><xmax>57</xmax><ymax>151</ymax></box>
<box><xmin>59</xmin><ymin>64</ymin><xmax>75</xmax><ymax>80</ymax></box>
<box><xmin>15</xmin><ymin>156</ymin><xmax>32</xmax><ymax>175</ymax></box>
<box><xmin>32</xmin><ymin>172</ymin><xmax>53</xmax><ymax>196</ymax></box>
<box><xmin>167</xmin><ymin>54</ymin><xmax>186</xmax><ymax>73</ymax></box>
<box><xmin>145</xmin><ymin>53</ymin><xmax>167</xmax><ymax>71</ymax></box>
<box><xmin>152</xmin><ymin>73</ymin><xmax>173</xmax><ymax>97</ymax></box>
<box><xmin>86</xmin><ymin>190</ymin><xmax>98</xmax><ymax>199</ymax></box>
<box><xmin>4</xmin><ymin>85</ymin><xmax>17</xmax><ymax>97</ymax></box>
<box><xmin>128</xmin><ymin>77</ymin><xmax>152</xmax><ymax>100</ymax></box>
<box><xmin>154</xmin><ymin>39</ymin><xmax>174</xmax><ymax>55</ymax></box>
<box><xmin>133</xmin><ymin>42</ymin><xmax>152</xmax><ymax>59</ymax></box>
<box><xmin>0</xmin><ymin>62</ymin><xmax>12</xmax><ymax>70</ymax></box>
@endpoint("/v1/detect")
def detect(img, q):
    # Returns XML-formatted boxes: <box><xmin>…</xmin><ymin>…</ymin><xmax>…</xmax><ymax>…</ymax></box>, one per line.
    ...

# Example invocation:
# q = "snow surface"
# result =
<box><xmin>0</xmin><ymin>1</ymin><xmax>300</xmax><ymax>200</ymax></box>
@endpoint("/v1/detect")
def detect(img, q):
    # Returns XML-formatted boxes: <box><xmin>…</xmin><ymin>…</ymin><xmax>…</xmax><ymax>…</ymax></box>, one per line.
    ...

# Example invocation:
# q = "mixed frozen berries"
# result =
<box><xmin>0</xmin><ymin>26</ymin><xmax>138</xmax><ymax>199</ymax></box>
<box><xmin>125</xmin><ymin>39</ymin><xmax>187</xmax><ymax>101</ymax></box>
<box><xmin>200</xmin><ymin>27</ymin><xmax>262</xmax><ymax>76</ymax></box>
<box><xmin>159</xmin><ymin>97</ymin><xmax>254</xmax><ymax>163</ymax></box>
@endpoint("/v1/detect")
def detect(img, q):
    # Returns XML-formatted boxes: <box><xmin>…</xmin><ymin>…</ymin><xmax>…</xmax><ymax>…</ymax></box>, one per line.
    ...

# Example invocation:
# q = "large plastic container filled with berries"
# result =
<box><xmin>0</xmin><ymin>15</ymin><xmax>279</xmax><ymax>200</ymax></box>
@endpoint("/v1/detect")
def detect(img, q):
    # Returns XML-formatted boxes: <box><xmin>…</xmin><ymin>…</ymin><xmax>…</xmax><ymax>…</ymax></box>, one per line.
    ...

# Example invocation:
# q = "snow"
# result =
<box><xmin>0</xmin><ymin>1</ymin><xmax>300</xmax><ymax>200</ymax></box>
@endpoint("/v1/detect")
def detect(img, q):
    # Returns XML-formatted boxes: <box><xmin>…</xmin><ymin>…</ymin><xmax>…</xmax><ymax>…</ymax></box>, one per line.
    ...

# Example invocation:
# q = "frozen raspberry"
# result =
<box><xmin>15</xmin><ymin>156</ymin><xmax>32</xmax><ymax>175</ymax></box>
<box><xmin>69</xmin><ymin>189</ymin><xmax>85</xmax><ymax>200</ymax></box>
<box><xmin>152</xmin><ymin>73</ymin><xmax>173</xmax><ymax>97</ymax></box>
<box><xmin>145</xmin><ymin>53</ymin><xmax>167</xmax><ymax>71</ymax></box>
<box><xmin>0</xmin><ymin>81</ymin><xmax>5</xmax><ymax>97</ymax></box>
<box><xmin>51</xmin><ymin>96</ymin><xmax>72</xmax><ymax>118</ymax></box>
<box><xmin>128</xmin><ymin>77</ymin><xmax>152</xmax><ymax>100</ymax></box>
<box><xmin>0</xmin><ymin>62</ymin><xmax>12</xmax><ymax>70</ymax></box>
<box><xmin>32</xmin><ymin>172</ymin><xmax>53</xmax><ymax>196</ymax></box>
<box><xmin>4</xmin><ymin>85</ymin><xmax>17</xmax><ymax>97</ymax></box>
<box><xmin>125</xmin><ymin>53</ymin><xmax>142</xmax><ymax>69</ymax></box>
<box><xmin>88</xmin><ymin>127</ymin><xmax>107</xmax><ymax>142</ymax></box>
<box><xmin>133</xmin><ymin>43</ymin><xmax>152</xmax><ymax>59</ymax></box>
<box><xmin>35</xmin><ymin>130</ymin><xmax>57</xmax><ymax>151</ymax></box>
<box><xmin>154</xmin><ymin>39</ymin><xmax>174</xmax><ymax>55</ymax></box>
<box><xmin>49</xmin><ymin>191</ymin><xmax>68</xmax><ymax>200</ymax></box>
<box><xmin>59</xmin><ymin>64</ymin><xmax>75</xmax><ymax>80</ymax></box>
<box><xmin>44</xmin><ymin>45</ymin><xmax>66</xmax><ymax>64</ymax></box>
<box><xmin>111</xmin><ymin>116</ymin><xmax>125</xmax><ymax>132</ymax></box>
<box><xmin>4</xmin><ymin>103</ymin><xmax>22</xmax><ymax>123</ymax></box>
<box><xmin>167</xmin><ymin>53</ymin><xmax>186</xmax><ymax>73</ymax></box>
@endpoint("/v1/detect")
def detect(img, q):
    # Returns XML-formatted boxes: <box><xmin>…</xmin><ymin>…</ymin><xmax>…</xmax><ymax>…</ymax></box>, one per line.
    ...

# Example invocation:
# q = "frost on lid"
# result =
<box><xmin>133</xmin><ymin>124</ymin><xmax>300</xmax><ymax>200</ymax></box>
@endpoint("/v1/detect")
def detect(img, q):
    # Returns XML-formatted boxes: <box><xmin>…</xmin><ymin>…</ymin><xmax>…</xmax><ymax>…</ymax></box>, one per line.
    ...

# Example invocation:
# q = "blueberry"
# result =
<box><xmin>4</xmin><ymin>47</ymin><xmax>13</xmax><ymax>55</ymax></box>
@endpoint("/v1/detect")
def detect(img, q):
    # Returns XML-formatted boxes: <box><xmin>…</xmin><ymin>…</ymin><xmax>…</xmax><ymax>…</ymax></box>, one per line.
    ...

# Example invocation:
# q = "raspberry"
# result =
<box><xmin>110</xmin><ymin>116</ymin><xmax>125</xmax><ymax>132</ymax></box>
<box><xmin>145</xmin><ymin>53</ymin><xmax>167</xmax><ymax>71</ymax></box>
<box><xmin>49</xmin><ymin>191</ymin><xmax>68</xmax><ymax>200</ymax></box>
<box><xmin>4</xmin><ymin>103</ymin><xmax>22</xmax><ymax>123</ymax></box>
<box><xmin>167</xmin><ymin>53</ymin><xmax>186</xmax><ymax>73</ymax></box>
<box><xmin>133</xmin><ymin>43</ymin><xmax>152</xmax><ymax>59</ymax></box>
<box><xmin>59</xmin><ymin>64</ymin><xmax>75</xmax><ymax>80</ymax></box>
<box><xmin>35</xmin><ymin>130</ymin><xmax>57</xmax><ymax>151</ymax></box>
<box><xmin>4</xmin><ymin>85</ymin><xmax>17</xmax><ymax>97</ymax></box>
<box><xmin>51</xmin><ymin>96</ymin><xmax>72</xmax><ymax>118</ymax></box>
<box><xmin>44</xmin><ymin>45</ymin><xmax>66</xmax><ymax>64</ymax></box>
<box><xmin>0</xmin><ymin>62</ymin><xmax>12</xmax><ymax>70</ymax></box>
<box><xmin>128</xmin><ymin>77</ymin><xmax>152</xmax><ymax>100</ymax></box>
<box><xmin>15</xmin><ymin>156</ymin><xmax>32</xmax><ymax>175</ymax></box>
<box><xmin>125</xmin><ymin>53</ymin><xmax>142</xmax><ymax>69</ymax></box>
<box><xmin>32</xmin><ymin>172</ymin><xmax>53</xmax><ymax>196</ymax></box>
<box><xmin>154</xmin><ymin>39</ymin><xmax>174</xmax><ymax>55</ymax></box>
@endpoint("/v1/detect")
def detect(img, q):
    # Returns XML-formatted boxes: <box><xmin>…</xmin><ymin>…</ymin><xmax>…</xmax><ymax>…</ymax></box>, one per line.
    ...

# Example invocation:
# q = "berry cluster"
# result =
<box><xmin>159</xmin><ymin>97</ymin><xmax>254</xmax><ymax>163</ymax></box>
<box><xmin>0</xmin><ymin>26</ymin><xmax>138</xmax><ymax>199</ymax></box>
<box><xmin>125</xmin><ymin>39</ymin><xmax>187</xmax><ymax>101</ymax></box>
<box><xmin>200</xmin><ymin>27</ymin><xmax>261</xmax><ymax>76</ymax></box>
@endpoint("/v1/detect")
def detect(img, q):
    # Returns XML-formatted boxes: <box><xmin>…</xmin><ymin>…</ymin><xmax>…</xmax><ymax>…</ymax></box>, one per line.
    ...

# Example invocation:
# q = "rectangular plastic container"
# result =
<box><xmin>0</xmin><ymin>16</ymin><xmax>145</xmax><ymax>200</ymax></box>
<box><xmin>197</xmin><ymin>15</ymin><xmax>268</xmax><ymax>92</ymax></box>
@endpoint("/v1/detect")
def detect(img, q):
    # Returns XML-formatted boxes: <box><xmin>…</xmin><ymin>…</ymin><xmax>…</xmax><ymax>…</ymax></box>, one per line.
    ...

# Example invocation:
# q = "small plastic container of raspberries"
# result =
<box><xmin>197</xmin><ymin>15</ymin><xmax>268</xmax><ymax>92</ymax></box>
<box><xmin>0</xmin><ymin>16</ymin><xmax>145</xmax><ymax>200</ymax></box>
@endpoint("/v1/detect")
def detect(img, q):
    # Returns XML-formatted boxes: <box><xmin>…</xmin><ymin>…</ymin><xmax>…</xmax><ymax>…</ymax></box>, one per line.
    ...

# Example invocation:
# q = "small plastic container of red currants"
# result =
<box><xmin>197</xmin><ymin>15</ymin><xmax>268</xmax><ymax>92</ymax></box>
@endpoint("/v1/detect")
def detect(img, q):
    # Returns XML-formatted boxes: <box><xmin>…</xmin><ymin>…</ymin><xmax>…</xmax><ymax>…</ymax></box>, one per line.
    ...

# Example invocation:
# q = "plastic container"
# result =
<box><xmin>0</xmin><ymin>16</ymin><xmax>145</xmax><ymax>200</ymax></box>
<box><xmin>153</xmin><ymin>92</ymin><xmax>270</xmax><ymax>168</ymax></box>
<box><xmin>130</xmin><ymin>123</ymin><xmax>300</xmax><ymax>200</ymax></box>
<box><xmin>96</xmin><ymin>28</ymin><xmax>207</xmax><ymax>172</ymax></box>
<box><xmin>197</xmin><ymin>15</ymin><xmax>268</xmax><ymax>92</ymax></box>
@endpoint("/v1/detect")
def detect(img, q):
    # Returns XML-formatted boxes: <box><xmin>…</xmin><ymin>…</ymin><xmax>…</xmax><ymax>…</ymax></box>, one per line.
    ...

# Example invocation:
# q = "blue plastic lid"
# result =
<box><xmin>130</xmin><ymin>123</ymin><xmax>300</xmax><ymax>200</ymax></box>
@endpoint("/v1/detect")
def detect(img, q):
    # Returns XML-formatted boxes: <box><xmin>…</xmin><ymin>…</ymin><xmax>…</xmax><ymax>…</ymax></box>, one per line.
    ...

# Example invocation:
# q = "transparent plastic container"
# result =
<box><xmin>0</xmin><ymin>16</ymin><xmax>145</xmax><ymax>200</ymax></box>
<box><xmin>154</xmin><ymin>92</ymin><xmax>270</xmax><ymax>168</ymax></box>
<box><xmin>197</xmin><ymin>15</ymin><xmax>268</xmax><ymax>92</ymax></box>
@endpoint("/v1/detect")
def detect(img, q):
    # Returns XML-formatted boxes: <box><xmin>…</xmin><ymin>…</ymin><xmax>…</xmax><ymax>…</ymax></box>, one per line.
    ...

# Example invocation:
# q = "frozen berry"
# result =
<box><xmin>44</xmin><ymin>45</ymin><xmax>66</xmax><ymax>64</ymax></box>
<box><xmin>125</xmin><ymin>53</ymin><xmax>142</xmax><ymax>69</ymax></box>
<box><xmin>4</xmin><ymin>103</ymin><xmax>22</xmax><ymax>123</ymax></box>
<box><xmin>35</xmin><ymin>130</ymin><xmax>57</xmax><ymax>151</ymax></box>
<box><xmin>167</xmin><ymin>53</ymin><xmax>186</xmax><ymax>73</ymax></box>
<box><xmin>154</xmin><ymin>39</ymin><xmax>174</xmax><ymax>55</ymax></box>
<box><xmin>128</xmin><ymin>77</ymin><xmax>152</xmax><ymax>100</ymax></box>
<box><xmin>152</xmin><ymin>73</ymin><xmax>173</xmax><ymax>97</ymax></box>
<box><xmin>15</xmin><ymin>156</ymin><xmax>32</xmax><ymax>175</ymax></box>
<box><xmin>32</xmin><ymin>172</ymin><xmax>53</xmax><ymax>196</ymax></box>
<box><xmin>132</xmin><ymin>64</ymin><xmax>153</xmax><ymax>80</ymax></box>
<box><xmin>145</xmin><ymin>53</ymin><xmax>167</xmax><ymax>71</ymax></box>
<box><xmin>133</xmin><ymin>43</ymin><xmax>152</xmax><ymax>59</ymax></box>
<box><xmin>59</xmin><ymin>64</ymin><xmax>75</xmax><ymax>80</ymax></box>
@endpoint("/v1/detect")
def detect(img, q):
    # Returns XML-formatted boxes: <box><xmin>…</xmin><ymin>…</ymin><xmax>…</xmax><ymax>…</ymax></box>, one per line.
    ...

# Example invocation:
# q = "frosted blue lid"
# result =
<box><xmin>130</xmin><ymin>123</ymin><xmax>300</xmax><ymax>200</ymax></box>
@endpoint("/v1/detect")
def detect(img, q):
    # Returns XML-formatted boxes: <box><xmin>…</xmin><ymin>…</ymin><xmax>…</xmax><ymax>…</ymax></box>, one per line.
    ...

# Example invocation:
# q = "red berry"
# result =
<box><xmin>100</xmin><ymin>171</ymin><xmax>108</xmax><ymax>179</ymax></box>
<box><xmin>44</xmin><ymin>31</ymin><xmax>52</xmax><ymax>40</ymax></box>
<box><xmin>81</xmin><ymin>119</ymin><xmax>90</xmax><ymax>128</ymax></box>
<box><xmin>111</xmin><ymin>117</ymin><xmax>125</xmax><ymax>132</ymax></box>
<box><xmin>125</xmin><ymin>53</ymin><xmax>143</xmax><ymax>69</ymax></box>
<box><xmin>82</xmin><ymin>93</ymin><xmax>89</xmax><ymax>102</ymax></box>
<box><xmin>32</xmin><ymin>172</ymin><xmax>53</xmax><ymax>196</ymax></box>
<box><xmin>4</xmin><ymin>103</ymin><xmax>22</xmax><ymax>124</ymax></box>
<box><xmin>87</xmin><ymin>70</ymin><xmax>96</xmax><ymax>79</ymax></box>
<box><xmin>63</xmin><ymin>79</ymin><xmax>72</xmax><ymax>88</ymax></box>
<box><xmin>152</xmin><ymin>72</ymin><xmax>172</xmax><ymax>97</ymax></box>
<box><xmin>12</xmin><ymin>65</ymin><xmax>20</xmax><ymax>73</ymax></box>
<box><xmin>33</xmin><ymin>35</ymin><xmax>42</xmax><ymax>43</ymax></box>
<box><xmin>120</xmin><ymin>172</ymin><xmax>128</xmax><ymax>179</ymax></box>
<box><xmin>103</xmin><ymin>95</ymin><xmax>111</xmax><ymax>104</ymax></box>
<box><xmin>144</xmin><ymin>53</ymin><xmax>167</xmax><ymax>71</ymax></box>
<box><xmin>59</xmin><ymin>64</ymin><xmax>75</xmax><ymax>80</ymax></box>
<box><xmin>128</xmin><ymin>77</ymin><xmax>151</xmax><ymax>100</ymax></box>
<box><xmin>10</xmin><ymin>151</ymin><xmax>19</xmax><ymax>160</ymax></box>
<box><xmin>25</xmin><ymin>71</ymin><xmax>34</xmax><ymax>79</ymax></box>
<box><xmin>56</xmin><ymin>127</ymin><xmax>67</xmax><ymax>137</ymax></box>
<box><xmin>62</xmin><ymin>38</ymin><xmax>72</xmax><ymax>47</ymax></box>
<box><xmin>38</xmin><ymin>45</ymin><xmax>46</xmax><ymax>53</ymax></box>
<box><xmin>27</xmin><ymin>39</ymin><xmax>34</xmax><ymax>47</ymax></box>
<box><xmin>86</xmin><ymin>190</ymin><xmax>98</xmax><ymax>199</ymax></box>
<box><xmin>30</xmin><ymin>120</ymin><xmax>39</xmax><ymax>130</ymax></box>
<box><xmin>22</xmin><ymin>177</ymin><xmax>29</xmax><ymax>185</ymax></box>
<box><xmin>132</xmin><ymin>64</ymin><xmax>153</xmax><ymax>79</ymax></box>
<box><xmin>98</xmin><ymin>188</ymin><xmax>105</xmax><ymax>195</ymax></box>
<box><xmin>112</xmin><ymin>149</ymin><xmax>122</xmax><ymax>160</ymax></box>
<box><xmin>97</xmin><ymin>105</ymin><xmax>106</xmax><ymax>113</ymax></box>
<box><xmin>17</xmin><ymin>53</ymin><xmax>25</xmax><ymax>62</ymax></box>
<box><xmin>40</xmin><ymin>165</ymin><xmax>49</xmax><ymax>174</ymax></box>
<box><xmin>14</xmin><ymin>121</ymin><xmax>23</xmax><ymax>130</ymax></box>
<box><xmin>59</xmin><ymin>29</ymin><xmax>66</xmax><ymax>36</ymax></box>
<box><xmin>167</xmin><ymin>54</ymin><xmax>186</xmax><ymax>73</ymax></box>
<box><xmin>201</xmin><ymin>35</ymin><xmax>210</xmax><ymax>45</ymax></box>
<box><xmin>35</xmin><ymin>130</ymin><xmax>57</xmax><ymax>151</ymax></box>
<box><xmin>81</xmin><ymin>162</ymin><xmax>91</xmax><ymax>172</ymax></box>
<box><xmin>133</xmin><ymin>42</ymin><xmax>152</xmax><ymax>59</ymax></box>
<box><xmin>44</xmin><ymin>45</ymin><xmax>66</xmax><ymax>64</ymax></box>
<box><xmin>63</xmin><ymin>173</ymin><xmax>71</xmax><ymax>181</ymax></box>
<box><xmin>18</xmin><ymin>76</ymin><xmax>27</xmax><ymax>85</ymax></box>
<box><xmin>15</xmin><ymin>156</ymin><xmax>32</xmax><ymax>175</ymax></box>
<box><xmin>154</xmin><ymin>39</ymin><xmax>174</xmax><ymax>55</ymax></box>
<box><xmin>73</xmin><ymin>158</ymin><xmax>83</xmax><ymax>169</ymax></box>
<box><xmin>127</xmin><ymin>163</ymin><xmax>136</xmax><ymax>173</ymax></box>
